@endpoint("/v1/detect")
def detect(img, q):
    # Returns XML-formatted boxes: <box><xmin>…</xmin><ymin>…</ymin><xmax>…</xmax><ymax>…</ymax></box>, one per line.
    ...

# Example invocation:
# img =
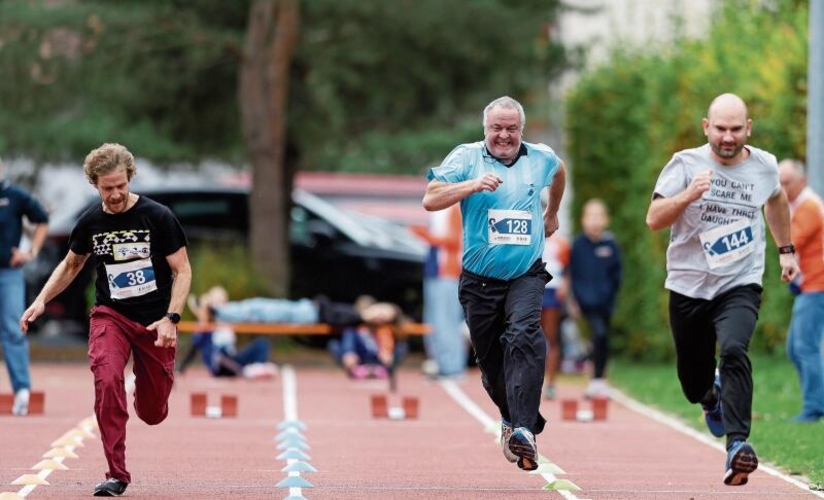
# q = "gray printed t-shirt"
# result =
<box><xmin>652</xmin><ymin>144</ymin><xmax>781</xmax><ymax>300</ymax></box>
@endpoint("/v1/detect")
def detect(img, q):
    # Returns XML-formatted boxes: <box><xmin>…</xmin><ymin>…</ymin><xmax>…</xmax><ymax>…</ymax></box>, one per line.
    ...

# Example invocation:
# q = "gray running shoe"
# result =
<box><xmin>501</xmin><ymin>420</ymin><xmax>518</xmax><ymax>463</ymax></box>
<box><xmin>508</xmin><ymin>426</ymin><xmax>539</xmax><ymax>471</ymax></box>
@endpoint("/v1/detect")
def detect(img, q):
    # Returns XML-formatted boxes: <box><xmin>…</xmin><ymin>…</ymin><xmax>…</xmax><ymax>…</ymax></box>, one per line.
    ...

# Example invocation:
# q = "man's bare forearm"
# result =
<box><xmin>764</xmin><ymin>191</ymin><xmax>792</xmax><ymax>247</ymax></box>
<box><xmin>646</xmin><ymin>192</ymin><xmax>693</xmax><ymax>231</ymax></box>
<box><xmin>423</xmin><ymin>180</ymin><xmax>478</xmax><ymax>211</ymax></box>
<box><xmin>544</xmin><ymin>162</ymin><xmax>566</xmax><ymax>217</ymax></box>
<box><xmin>35</xmin><ymin>253</ymin><xmax>87</xmax><ymax>305</ymax></box>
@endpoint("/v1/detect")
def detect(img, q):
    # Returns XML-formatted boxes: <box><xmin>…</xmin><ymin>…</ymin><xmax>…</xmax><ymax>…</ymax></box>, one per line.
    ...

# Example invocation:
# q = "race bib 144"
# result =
<box><xmin>699</xmin><ymin>218</ymin><xmax>754</xmax><ymax>269</ymax></box>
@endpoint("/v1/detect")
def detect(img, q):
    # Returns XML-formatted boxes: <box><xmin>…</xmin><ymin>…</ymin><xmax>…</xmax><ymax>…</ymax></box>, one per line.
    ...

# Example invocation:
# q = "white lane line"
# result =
<box><xmin>440</xmin><ymin>380</ymin><xmax>584</xmax><ymax>500</ymax></box>
<box><xmin>279</xmin><ymin>364</ymin><xmax>309</xmax><ymax>498</ymax></box>
<box><xmin>609</xmin><ymin>388</ymin><xmax>824</xmax><ymax>498</ymax></box>
<box><xmin>282</xmin><ymin>365</ymin><xmax>298</xmax><ymax>422</ymax></box>
<box><xmin>9</xmin><ymin>374</ymin><xmax>130</xmax><ymax>498</ymax></box>
<box><xmin>12</xmin><ymin>421</ymin><xmax>96</xmax><ymax>498</ymax></box>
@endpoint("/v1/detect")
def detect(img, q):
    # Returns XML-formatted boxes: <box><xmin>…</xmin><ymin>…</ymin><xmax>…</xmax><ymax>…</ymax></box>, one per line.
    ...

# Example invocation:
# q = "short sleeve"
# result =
<box><xmin>68</xmin><ymin>212</ymin><xmax>92</xmax><ymax>256</ymax></box>
<box><xmin>652</xmin><ymin>154</ymin><xmax>686</xmax><ymax>199</ymax></box>
<box><xmin>155</xmin><ymin>205</ymin><xmax>188</xmax><ymax>257</ymax></box>
<box><xmin>428</xmin><ymin>144</ymin><xmax>473</xmax><ymax>183</ymax></box>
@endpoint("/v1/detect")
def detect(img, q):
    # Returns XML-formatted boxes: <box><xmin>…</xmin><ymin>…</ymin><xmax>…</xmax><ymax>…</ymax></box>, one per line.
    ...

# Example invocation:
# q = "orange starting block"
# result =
<box><xmin>0</xmin><ymin>391</ymin><xmax>45</xmax><ymax>415</ymax></box>
<box><xmin>190</xmin><ymin>392</ymin><xmax>238</xmax><ymax>418</ymax></box>
<box><xmin>370</xmin><ymin>395</ymin><xmax>419</xmax><ymax>420</ymax></box>
<box><xmin>561</xmin><ymin>397</ymin><xmax>609</xmax><ymax>422</ymax></box>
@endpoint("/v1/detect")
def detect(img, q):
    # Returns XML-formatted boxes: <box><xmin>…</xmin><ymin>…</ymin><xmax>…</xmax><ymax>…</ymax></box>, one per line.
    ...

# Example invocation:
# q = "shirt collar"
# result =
<box><xmin>483</xmin><ymin>143</ymin><xmax>528</xmax><ymax>167</ymax></box>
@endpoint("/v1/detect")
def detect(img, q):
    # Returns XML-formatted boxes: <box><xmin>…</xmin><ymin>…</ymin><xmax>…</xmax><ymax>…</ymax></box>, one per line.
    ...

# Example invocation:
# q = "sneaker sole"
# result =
<box><xmin>509</xmin><ymin>435</ymin><xmax>538</xmax><ymax>471</ymax></box>
<box><xmin>724</xmin><ymin>445</ymin><xmax>758</xmax><ymax>486</ymax></box>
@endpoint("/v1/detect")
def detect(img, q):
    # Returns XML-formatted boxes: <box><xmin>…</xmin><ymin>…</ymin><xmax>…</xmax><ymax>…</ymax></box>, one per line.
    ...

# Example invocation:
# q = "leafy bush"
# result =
<box><xmin>565</xmin><ymin>0</ymin><xmax>808</xmax><ymax>360</ymax></box>
<box><xmin>187</xmin><ymin>243</ymin><xmax>272</xmax><ymax>318</ymax></box>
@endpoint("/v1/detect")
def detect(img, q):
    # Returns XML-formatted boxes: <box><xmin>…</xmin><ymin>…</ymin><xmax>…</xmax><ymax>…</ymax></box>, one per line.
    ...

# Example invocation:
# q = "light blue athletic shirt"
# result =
<box><xmin>428</xmin><ymin>141</ymin><xmax>560</xmax><ymax>280</ymax></box>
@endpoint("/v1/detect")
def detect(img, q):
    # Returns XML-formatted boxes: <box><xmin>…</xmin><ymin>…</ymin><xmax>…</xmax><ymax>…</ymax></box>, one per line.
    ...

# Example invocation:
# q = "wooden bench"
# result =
<box><xmin>176</xmin><ymin>321</ymin><xmax>430</xmax><ymax>336</ymax></box>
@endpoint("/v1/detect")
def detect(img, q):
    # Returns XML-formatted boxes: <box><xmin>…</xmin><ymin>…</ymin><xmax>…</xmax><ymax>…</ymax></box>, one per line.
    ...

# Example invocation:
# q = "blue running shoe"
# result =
<box><xmin>724</xmin><ymin>440</ymin><xmax>758</xmax><ymax>486</ymax></box>
<box><xmin>508</xmin><ymin>427</ymin><xmax>538</xmax><ymax>471</ymax></box>
<box><xmin>702</xmin><ymin>372</ymin><xmax>724</xmax><ymax>438</ymax></box>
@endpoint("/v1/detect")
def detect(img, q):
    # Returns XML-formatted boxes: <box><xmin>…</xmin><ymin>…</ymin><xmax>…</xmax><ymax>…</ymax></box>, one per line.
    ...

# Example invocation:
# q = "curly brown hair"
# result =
<box><xmin>83</xmin><ymin>143</ymin><xmax>137</xmax><ymax>185</ymax></box>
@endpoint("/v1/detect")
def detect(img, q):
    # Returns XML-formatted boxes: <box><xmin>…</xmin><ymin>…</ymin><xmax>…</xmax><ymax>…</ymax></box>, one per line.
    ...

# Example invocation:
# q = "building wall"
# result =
<box><xmin>546</xmin><ymin>0</ymin><xmax>716</xmax><ymax>234</ymax></box>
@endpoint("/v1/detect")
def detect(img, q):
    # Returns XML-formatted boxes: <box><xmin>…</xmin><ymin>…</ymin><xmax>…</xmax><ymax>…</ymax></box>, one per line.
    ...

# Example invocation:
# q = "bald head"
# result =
<box><xmin>707</xmin><ymin>93</ymin><xmax>748</xmax><ymax>121</ymax></box>
<box><xmin>702</xmin><ymin>93</ymin><xmax>752</xmax><ymax>165</ymax></box>
<box><xmin>779</xmin><ymin>158</ymin><xmax>807</xmax><ymax>201</ymax></box>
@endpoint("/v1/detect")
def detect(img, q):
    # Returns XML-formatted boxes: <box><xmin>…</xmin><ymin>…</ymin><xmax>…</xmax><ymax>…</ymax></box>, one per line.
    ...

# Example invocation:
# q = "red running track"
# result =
<box><xmin>0</xmin><ymin>361</ymin><xmax>821</xmax><ymax>499</ymax></box>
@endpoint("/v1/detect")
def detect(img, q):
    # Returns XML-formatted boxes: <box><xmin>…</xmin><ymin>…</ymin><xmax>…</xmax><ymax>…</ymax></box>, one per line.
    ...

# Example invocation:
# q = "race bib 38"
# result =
<box><xmin>105</xmin><ymin>258</ymin><xmax>158</xmax><ymax>300</ymax></box>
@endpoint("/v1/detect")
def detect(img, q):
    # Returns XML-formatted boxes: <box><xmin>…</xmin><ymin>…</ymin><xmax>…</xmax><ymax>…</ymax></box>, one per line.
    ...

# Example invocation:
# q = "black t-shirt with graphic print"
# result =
<box><xmin>69</xmin><ymin>196</ymin><xmax>188</xmax><ymax>326</ymax></box>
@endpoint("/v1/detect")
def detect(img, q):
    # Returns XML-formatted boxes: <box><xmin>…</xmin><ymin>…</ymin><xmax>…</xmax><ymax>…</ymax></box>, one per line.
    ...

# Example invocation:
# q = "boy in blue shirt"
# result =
<box><xmin>569</xmin><ymin>198</ymin><xmax>622</xmax><ymax>399</ymax></box>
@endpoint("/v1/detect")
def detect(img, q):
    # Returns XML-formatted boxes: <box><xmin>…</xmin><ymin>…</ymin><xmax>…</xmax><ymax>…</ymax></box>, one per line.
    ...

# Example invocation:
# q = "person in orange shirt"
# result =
<box><xmin>540</xmin><ymin>231</ymin><xmax>570</xmax><ymax>400</ymax></box>
<box><xmin>411</xmin><ymin>203</ymin><xmax>467</xmax><ymax>378</ymax></box>
<box><xmin>779</xmin><ymin>159</ymin><xmax>824</xmax><ymax>422</ymax></box>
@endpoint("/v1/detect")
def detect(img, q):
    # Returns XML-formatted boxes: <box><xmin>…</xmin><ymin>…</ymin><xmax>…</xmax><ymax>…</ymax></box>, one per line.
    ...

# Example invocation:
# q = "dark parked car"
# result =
<box><xmin>24</xmin><ymin>186</ymin><xmax>425</xmax><ymax>336</ymax></box>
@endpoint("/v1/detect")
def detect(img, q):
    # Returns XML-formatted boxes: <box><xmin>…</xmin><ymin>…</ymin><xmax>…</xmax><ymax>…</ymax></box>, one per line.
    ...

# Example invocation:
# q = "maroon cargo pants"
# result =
<box><xmin>88</xmin><ymin>305</ymin><xmax>176</xmax><ymax>484</ymax></box>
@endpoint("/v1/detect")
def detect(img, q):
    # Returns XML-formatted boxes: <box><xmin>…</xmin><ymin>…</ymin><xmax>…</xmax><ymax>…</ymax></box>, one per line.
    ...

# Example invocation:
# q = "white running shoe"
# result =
<box><xmin>583</xmin><ymin>378</ymin><xmax>611</xmax><ymax>399</ymax></box>
<box><xmin>12</xmin><ymin>389</ymin><xmax>30</xmax><ymax>416</ymax></box>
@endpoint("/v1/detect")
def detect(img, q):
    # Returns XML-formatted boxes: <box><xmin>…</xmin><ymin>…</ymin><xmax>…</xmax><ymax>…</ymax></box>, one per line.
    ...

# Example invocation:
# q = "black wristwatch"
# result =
<box><xmin>778</xmin><ymin>244</ymin><xmax>796</xmax><ymax>255</ymax></box>
<box><xmin>165</xmin><ymin>312</ymin><xmax>181</xmax><ymax>324</ymax></box>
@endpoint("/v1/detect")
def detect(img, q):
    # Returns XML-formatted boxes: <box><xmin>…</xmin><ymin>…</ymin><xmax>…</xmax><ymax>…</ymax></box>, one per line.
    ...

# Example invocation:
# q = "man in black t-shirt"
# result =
<box><xmin>20</xmin><ymin>143</ymin><xmax>192</xmax><ymax>498</ymax></box>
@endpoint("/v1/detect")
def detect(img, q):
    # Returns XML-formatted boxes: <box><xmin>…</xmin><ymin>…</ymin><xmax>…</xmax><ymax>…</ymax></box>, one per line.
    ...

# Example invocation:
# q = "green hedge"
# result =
<box><xmin>565</xmin><ymin>0</ymin><xmax>807</xmax><ymax>360</ymax></box>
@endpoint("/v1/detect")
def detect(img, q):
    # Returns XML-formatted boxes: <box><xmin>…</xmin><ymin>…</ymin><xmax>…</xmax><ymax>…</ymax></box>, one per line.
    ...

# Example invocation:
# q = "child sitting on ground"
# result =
<box><xmin>326</xmin><ymin>295</ymin><xmax>403</xmax><ymax>379</ymax></box>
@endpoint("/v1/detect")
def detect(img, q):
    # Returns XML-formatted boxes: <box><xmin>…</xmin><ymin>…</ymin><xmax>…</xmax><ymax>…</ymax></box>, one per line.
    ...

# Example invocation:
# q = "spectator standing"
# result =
<box><xmin>422</xmin><ymin>95</ymin><xmax>566</xmax><ymax>471</ymax></box>
<box><xmin>778</xmin><ymin>159</ymin><xmax>824</xmax><ymax>423</ymax></box>
<box><xmin>411</xmin><ymin>203</ymin><xmax>467</xmax><ymax>378</ymax></box>
<box><xmin>540</xmin><ymin>231</ymin><xmax>570</xmax><ymax>400</ymax></box>
<box><xmin>646</xmin><ymin>94</ymin><xmax>798</xmax><ymax>486</ymax></box>
<box><xmin>0</xmin><ymin>158</ymin><xmax>49</xmax><ymax>416</ymax></box>
<box><xmin>569</xmin><ymin>199</ymin><xmax>622</xmax><ymax>399</ymax></box>
<box><xmin>20</xmin><ymin>143</ymin><xmax>192</xmax><ymax>497</ymax></box>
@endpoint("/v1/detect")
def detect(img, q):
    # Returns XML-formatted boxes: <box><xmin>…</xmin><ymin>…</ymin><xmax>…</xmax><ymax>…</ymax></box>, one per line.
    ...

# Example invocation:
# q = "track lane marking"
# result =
<box><xmin>439</xmin><ymin>380</ymin><xmax>585</xmax><ymax>499</ymax></box>
<box><xmin>279</xmin><ymin>364</ymin><xmax>311</xmax><ymax>498</ymax></box>
<box><xmin>609</xmin><ymin>388</ymin><xmax>824</xmax><ymax>498</ymax></box>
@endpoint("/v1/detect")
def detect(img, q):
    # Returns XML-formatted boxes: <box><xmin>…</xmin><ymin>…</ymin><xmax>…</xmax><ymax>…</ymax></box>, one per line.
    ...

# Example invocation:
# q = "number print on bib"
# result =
<box><xmin>699</xmin><ymin>218</ymin><xmax>754</xmax><ymax>269</ymax></box>
<box><xmin>488</xmin><ymin>209</ymin><xmax>532</xmax><ymax>245</ymax></box>
<box><xmin>106</xmin><ymin>258</ymin><xmax>158</xmax><ymax>300</ymax></box>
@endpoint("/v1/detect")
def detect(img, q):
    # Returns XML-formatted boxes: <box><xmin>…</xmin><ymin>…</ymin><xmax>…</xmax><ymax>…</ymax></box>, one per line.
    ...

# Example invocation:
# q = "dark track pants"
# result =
<box><xmin>668</xmin><ymin>284</ymin><xmax>762</xmax><ymax>448</ymax></box>
<box><xmin>89</xmin><ymin>305</ymin><xmax>176</xmax><ymax>484</ymax></box>
<box><xmin>459</xmin><ymin>260</ymin><xmax>550</xmax><ymax>434</ymax></box>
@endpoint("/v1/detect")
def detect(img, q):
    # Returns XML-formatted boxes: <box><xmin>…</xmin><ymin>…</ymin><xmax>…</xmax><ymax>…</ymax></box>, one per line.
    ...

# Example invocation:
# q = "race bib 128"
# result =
<box><xmin>488</xmin><ymin>209</ymin><xmax>532</xmax><ymax>245</ymax></box>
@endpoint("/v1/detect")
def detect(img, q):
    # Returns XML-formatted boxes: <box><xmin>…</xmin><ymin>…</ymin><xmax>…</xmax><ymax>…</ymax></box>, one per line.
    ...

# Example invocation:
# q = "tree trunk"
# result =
<box><xmin>238</xmin><ymin>0</ymin><xmax>299</xmax><ymax>297</ymax></box>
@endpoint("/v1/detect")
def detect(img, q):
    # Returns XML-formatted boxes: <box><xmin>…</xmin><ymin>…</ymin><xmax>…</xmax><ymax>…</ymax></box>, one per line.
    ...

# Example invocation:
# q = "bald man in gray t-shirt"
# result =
<box><xmin>646</xmin><ymin>93</ymin><xmax>798</xmax><ymax>487</ymax></box>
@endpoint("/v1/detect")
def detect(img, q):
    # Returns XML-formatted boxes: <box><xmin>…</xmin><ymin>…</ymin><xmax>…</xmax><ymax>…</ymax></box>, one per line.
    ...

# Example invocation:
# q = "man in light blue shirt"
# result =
<box><xmin>423</xmin><ymin>96</ymin><xmax>566</xmax><ymax>471</ymax></box>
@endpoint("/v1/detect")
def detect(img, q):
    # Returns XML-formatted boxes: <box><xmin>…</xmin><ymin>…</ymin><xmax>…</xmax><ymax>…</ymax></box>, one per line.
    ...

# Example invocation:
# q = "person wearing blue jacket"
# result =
<box><xmin>570</xmin><ymin>198</ymin><xmax>622</xmax><ymax>399</ymax></box>
<box><xmin>0</xmin><ymin>158</ymin><xmax>49</xmax><ymax>416</ymax></box>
